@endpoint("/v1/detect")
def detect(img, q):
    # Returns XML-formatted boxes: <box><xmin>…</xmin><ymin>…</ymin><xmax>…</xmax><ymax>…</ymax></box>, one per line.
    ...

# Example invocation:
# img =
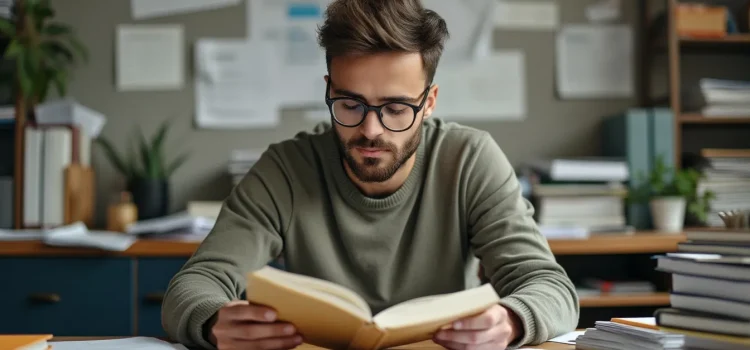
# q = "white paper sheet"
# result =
<box><xmin>423</xmin><ymin>0</ymin><xmax>496</xmax><ymax>63</ymax></box>
<box><xmin>131</xmin><ymin>0</ymin><xmax>240</xmax><ymax>19</ymax></box>
<box><xmin>555</xmin><ymin>24</ymin><xmax>633</xmax><ymax>99</ymax></box>
<box><xmin>247</xmin><ymin>0</ymin><xmax>330</xmax><ymax>108</ymax></box>
<box><xmin>50</xmin><ymin>337</ymin><xmax>188</xmax><ymax>350</ymax></box>
<box><xmin>549</xmin><ymin>330</ymin><xmax>585</xmax><ymax>345</ymax></box>
<box><xmin>116</xmin><ymin>24</ymin><xmax>184</xmax><ymax>91</ymax></box>
<box><xmin>494</xmin><ymin>1</ymin><xmax>559</xmax><ymax>30</ymax></box>
<box><xmin>585</xmin><ymin>0</ymin><xmax>621</xmax><ymax>23</ymax></box>
<box><xmin>431</xmin><ymin>51</ymin><xmax>526</xmax><ymax>121</ymax></box>
<box><xmin>195</xmin><ymin>39</ymin><xmax>280</xmax><ymax>129</ymax></box>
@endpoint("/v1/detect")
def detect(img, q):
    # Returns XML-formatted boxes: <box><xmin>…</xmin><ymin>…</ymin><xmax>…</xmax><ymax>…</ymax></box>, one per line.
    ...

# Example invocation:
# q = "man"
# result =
<box><xmin>162</xmin><ymin>0</ymin><xmax>579</xmax><ymax>349</ymax></box>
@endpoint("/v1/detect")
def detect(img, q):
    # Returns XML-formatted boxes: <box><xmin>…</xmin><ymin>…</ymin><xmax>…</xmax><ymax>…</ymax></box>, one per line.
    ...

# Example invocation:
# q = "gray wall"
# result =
<box><xmin>52</xmin><ymin>0</ymin><xmax>641</xmax><ymax>225</ymax></box>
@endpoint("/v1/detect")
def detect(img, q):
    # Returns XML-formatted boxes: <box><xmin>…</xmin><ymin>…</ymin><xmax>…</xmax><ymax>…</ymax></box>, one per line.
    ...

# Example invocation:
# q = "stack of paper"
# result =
<box><xmin>50</xmin><ymin>336</ymin><xmax>188</xmax><ymax>350</ymax></box>
<box><xmin>575</xmin><ymin>319</ymin><xmax>684</xmax><ymax>350</ymax></box>
<box><xmin>700</xmin><ymin>79</ymin><xmax>750</xmax><ymax>117</ymax></box>
<box><xmin>654</xmin><ymin>253</ymin><xmax>750</xmax><ymax>349</ymax></box>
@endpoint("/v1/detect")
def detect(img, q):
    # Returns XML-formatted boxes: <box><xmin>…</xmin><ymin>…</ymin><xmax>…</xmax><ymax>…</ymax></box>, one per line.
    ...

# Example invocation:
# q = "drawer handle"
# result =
<box><xmin>28</xmin><ymin>293</ymin><xmax>61</xmax><ymax>304</ymax></box>
<box><xmin>144</xmin><ymin>292</ymin><xmax>165</xmax><ymax>303</ymax></box>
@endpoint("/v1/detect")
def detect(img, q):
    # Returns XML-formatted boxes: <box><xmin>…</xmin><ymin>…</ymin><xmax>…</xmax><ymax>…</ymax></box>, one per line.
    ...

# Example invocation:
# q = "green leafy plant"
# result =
<box><xmin>0</xmin><ymin>0</ymin><xmax>88</xmax><ymax>107</ymax></box>
<box><xmin>630</xmin><ymin>154</ymin><xmax>715</xmax><ymax>224</ymax></box>
<box><xmin>95</xmin><ymin>120</ymin><xmax>189</xmax><ymax>182</ymax></box>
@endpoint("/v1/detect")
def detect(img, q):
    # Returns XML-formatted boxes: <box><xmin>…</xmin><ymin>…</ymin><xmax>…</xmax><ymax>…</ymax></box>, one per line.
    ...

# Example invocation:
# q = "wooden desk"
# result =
<box><xmin>50</xmin><ymin>337</ymin><xmax>573</xmax><ymax>349</ymax></box>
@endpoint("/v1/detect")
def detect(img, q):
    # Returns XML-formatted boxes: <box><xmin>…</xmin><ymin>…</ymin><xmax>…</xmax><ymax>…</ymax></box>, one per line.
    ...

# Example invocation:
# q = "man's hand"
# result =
<box><xmin>433</xmin><ymin>304</ymin><xmax>523</xmax><ymax>350</ymax></box>
<box><xmin>209</xmin><ymin>300</ymin><xmax>303</xmax><ymax>350</ymax></box>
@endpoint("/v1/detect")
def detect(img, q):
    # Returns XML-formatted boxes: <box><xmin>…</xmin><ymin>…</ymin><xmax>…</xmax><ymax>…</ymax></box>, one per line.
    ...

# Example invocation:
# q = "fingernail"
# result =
<box><xmin>435</xmin><ymin>331</ymin><xmax>446</xmax><ymax>340</ymax></box>
<box><xmin>293</xmin><ymin>336</ymin><xmax>303</xmax><ymax>343</ymax></box>
<box><xmin>453</xmin><ymin>321</ymin><xmax>462</xmax><ymax>330</ymax></box>
<box><xmin>284</xmin><ymin>325</ymin><xmax>295</xmax><ymax>335</ymax></box>
<box><xmin>265</xmin><ymin>311</ymin><xmax>276</xmax><ymax>321</ymax></box>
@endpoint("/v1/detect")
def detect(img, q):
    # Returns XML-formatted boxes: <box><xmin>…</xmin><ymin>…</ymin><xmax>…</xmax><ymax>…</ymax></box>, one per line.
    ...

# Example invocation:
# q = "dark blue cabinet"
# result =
<box><xmin>0</xmin><ymin>257</ymin><xmax>134</xmax><ymax>336</ymax></box>
<box><xmin>136</xmin><ymin>258</ymin><xmax>188</xmax><ymax>337</ymax></box>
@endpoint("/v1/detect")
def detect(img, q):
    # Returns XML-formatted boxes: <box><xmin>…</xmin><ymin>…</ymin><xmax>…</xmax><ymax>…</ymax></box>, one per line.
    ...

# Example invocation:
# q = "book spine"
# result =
<box><xmin>602</xmin><ymin>109</ymin><xmax>652</xmax><ymax>229</ymax></box>
<box><xmin>347</xmin><ymin>323</ymin><xmax>385</xmax><ymax>350</ymax></box>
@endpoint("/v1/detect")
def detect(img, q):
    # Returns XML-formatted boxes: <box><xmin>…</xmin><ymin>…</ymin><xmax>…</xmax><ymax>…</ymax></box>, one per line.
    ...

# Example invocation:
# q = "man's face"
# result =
<box><xmin>327</xmin><ymin>52</ymin><xmax>437</xmax><ymax>183</ymax></box>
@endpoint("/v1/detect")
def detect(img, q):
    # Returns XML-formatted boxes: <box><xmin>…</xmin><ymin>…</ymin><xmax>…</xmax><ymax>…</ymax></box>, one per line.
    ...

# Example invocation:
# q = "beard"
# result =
<box><xmin>335</xmin><ymin>122</ymin><xmax>422</xmax><ymax>183</ymax></box>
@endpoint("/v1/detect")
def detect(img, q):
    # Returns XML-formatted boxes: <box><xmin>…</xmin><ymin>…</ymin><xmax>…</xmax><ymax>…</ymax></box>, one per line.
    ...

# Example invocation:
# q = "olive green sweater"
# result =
<box><xmin>162</xmin><ymin>118</ymin><xmax>579</xmax><ymax>349</ymax></box>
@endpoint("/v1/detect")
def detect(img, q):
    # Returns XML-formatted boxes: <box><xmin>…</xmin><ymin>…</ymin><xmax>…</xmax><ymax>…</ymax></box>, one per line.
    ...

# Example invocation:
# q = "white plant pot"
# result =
<box><xmin>650</xmin><ymin>196</ymin><xmax>687</xmax><ymax>233</ymax></box>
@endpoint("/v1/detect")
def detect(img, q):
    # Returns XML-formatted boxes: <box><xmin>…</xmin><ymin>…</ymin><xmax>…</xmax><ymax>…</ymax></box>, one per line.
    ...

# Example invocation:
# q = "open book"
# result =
<box><xmin>246</xmin><ymin>266</ymin><xmax>501</xmax><ymax>350</ymax></box>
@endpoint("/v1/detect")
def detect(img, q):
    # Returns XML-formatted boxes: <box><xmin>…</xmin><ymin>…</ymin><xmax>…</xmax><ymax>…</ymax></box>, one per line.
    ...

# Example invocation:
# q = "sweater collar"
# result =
<box><xmin>325</xmin><ymin>129</ymin><xmax>426</xmax><ymax>211</ymax></box>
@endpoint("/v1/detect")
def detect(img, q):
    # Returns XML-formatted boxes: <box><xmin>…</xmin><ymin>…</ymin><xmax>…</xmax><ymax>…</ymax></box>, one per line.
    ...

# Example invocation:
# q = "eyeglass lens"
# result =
<box><xmin>331</xmin><ymin>99</ymin><xmax>415</xmax><ymax>131</ymax></box>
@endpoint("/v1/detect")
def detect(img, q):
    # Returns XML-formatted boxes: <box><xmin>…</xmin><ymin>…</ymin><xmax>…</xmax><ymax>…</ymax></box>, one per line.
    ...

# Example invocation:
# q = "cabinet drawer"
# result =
<box><xmin>137</xmin><ymin>258</ymin><xmax>188</xmax><ymax>337</ymax></box>
<box><xmin>0</xmin><ymin>257</ymin><xmax>134</xmax><ymax>336</ymax></box>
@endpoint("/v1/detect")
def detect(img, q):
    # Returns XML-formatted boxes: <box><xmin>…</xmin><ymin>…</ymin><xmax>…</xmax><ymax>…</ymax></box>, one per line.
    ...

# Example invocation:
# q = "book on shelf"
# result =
<box><xmin>245</xmin><ymin>266</ymin><xmax>501</xmax><ymax>350</ymax></box>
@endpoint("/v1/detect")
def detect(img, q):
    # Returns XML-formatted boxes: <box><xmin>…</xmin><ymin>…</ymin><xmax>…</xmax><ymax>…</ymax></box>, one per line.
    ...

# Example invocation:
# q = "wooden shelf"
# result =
<box><xmin>680</xmin><ymin>34</ymin><xmax>750</xmax><ymax>44</ymax></box>
<box><xmin>579</xmin><ymin>292</ymin><xmax>671</xmax><ymax>308</ymax></box>
<box><xmin>547</xmin><ymin>233</ymin><xmax>685</xmax><ymax>255</ymax></box>
<box><xmin>679</xmin><ymin>113</ymin><xmax>750</xmax><ymax>124</ymax></box>
<box><xmin>0</xmin><ymin>239</ymin><xmax>201</xmax><ymax>257</ymax></box>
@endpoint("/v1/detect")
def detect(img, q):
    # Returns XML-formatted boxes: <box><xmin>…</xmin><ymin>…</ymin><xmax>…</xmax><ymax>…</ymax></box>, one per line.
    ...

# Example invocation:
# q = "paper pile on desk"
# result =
<box><xmin>0</xmin><ymin>222</ymin><xmax>136</xmax><ymax>251</ymax></box>
<box><xmin>50</xmin><ymin>336</ymin><xmax>188</xmax><ymax>350</ymax></box>
<box><xmin>575</xmin><ymin>320</ymin><xmax>683</xmax><ymax>350</ymax></box>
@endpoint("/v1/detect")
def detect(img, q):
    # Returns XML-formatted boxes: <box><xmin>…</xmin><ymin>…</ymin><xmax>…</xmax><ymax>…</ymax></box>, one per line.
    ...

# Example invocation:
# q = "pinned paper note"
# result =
<box><xmin>494</xmin><ymin>1</ymin><xmax>559</xmax><ymax>31</ymax></box>
<box><xmin>194</xmin><ymin>39</ymin><xmax>281</xmax><ymax>128</ymax></box>
<box><xmin>131</xmin><ymin>0</ymin><xmax>241</xmax><ymax>19</ymax></box>
<box><xmin>555</xmin><ymin>24</ymin><xmax>633</xmax><ymax>99</ymax></box>
<box><xmin>585</xmin><ymin>0</ymin><xmax>621</xmax><ymax>23</ymax></box>
<box><xmin>116</xmin><ymin>24</ymin><xmax>184</xmax><ymax>91</ymax></box>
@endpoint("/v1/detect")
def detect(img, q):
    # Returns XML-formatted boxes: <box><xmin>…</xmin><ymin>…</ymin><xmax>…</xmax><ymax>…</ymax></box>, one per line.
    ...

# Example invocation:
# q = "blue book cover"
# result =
<box><xmin>602</xmin><ymin>108</ymin><xmax>652</xmax><ymax>229</ymax></box>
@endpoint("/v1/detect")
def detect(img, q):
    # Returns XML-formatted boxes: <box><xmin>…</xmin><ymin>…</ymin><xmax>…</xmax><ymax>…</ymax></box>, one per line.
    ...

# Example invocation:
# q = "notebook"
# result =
<box><xmin>0</xmin><ymin>334</ymin><xmax>52</xmax><ymax>350</ymax></box>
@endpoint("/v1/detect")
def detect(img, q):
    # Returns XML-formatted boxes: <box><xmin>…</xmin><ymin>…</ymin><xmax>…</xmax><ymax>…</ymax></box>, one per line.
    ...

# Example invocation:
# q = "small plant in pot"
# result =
<box><xmin>630</xmin><ymin>155</ymin><xmax>714</xmax><ymax>233</ymax></box>
<box><xmin>96</xmin><ymin>120</ymin><xmax>188</xmax><ymax>220</ymax></box>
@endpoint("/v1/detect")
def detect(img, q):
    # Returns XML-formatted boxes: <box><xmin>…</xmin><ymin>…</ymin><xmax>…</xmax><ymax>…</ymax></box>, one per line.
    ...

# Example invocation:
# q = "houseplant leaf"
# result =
<box><xmin>43</xmin><ymin>22</ymin><xmax>71</xmax><ymax>36</ymax></box>
<box><xmin>16</xmin><ymin>50</ymin><xmax>34</xmax><ymax>99</ymax></box>
<box><xmin>4</xmin><ymin>39</ymin><xmax>22</xmax><ymax>58</ymax></box>
<box><xmin>0</xmin><ymin>18</ymin><xmax>16</xmax><ymax>37</ymax></box>
<box><xmin>95</xmin><ymin>137</ymin><xmax>131</xmax><ymax>177</ymax></box>
<box><xmin>165</xmin><ymin>153</ymin><xmax>189</xmax><ymax>178</ymax></box>
<box><xmin>136</xmin><ymin>128</ymin><xmax>157</xmax><ymax>178</ymax></box>
<box><xmin>67</xmin><ymin>36</ymin><xmax>88</xmax><ymax>63</ymax></box>
<box><xmin>52</xmin><ymin>68</ymin><xmax>66</xmax><ymax>96</ymax></box>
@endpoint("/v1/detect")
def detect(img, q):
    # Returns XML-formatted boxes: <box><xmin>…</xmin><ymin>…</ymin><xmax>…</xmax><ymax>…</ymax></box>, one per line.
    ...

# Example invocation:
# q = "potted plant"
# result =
<box><xmin>95</xmin><ymin>120</ymin><xmax>189</xmax><ymax>220</ymax></box>
<box><xmin>0</xmin><ymin>0</ymin><xmax>87</xmax><ymax>111</ymax></box>
<box><xmin>0</xmin><ymin>0</ymin><xmax>87</xmax><ymax>228</ymax></box>
<box><xmin>630</xmin><ymin>155</ymin><xmax>715</xmax><ymax>233</ymax></box>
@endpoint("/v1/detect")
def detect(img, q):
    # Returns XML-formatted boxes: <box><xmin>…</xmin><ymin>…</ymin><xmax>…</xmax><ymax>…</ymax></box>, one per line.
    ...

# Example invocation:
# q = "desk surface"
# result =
<box><xmin>0</xmin><ymin>232</ymin><xmax>685</xmax><ymax>257</ymax></box>
<box><xmin>50</xmin><ymin>337</ymin><xmax>573</xmax><ymax>349</ymax></box>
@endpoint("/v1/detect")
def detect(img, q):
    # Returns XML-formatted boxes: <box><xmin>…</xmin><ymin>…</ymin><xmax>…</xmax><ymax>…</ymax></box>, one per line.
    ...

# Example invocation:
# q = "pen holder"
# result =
<box><xmin>718</xmin><ymin>210</ymin><xmax>749</xmax><ymax>229</ymax></box>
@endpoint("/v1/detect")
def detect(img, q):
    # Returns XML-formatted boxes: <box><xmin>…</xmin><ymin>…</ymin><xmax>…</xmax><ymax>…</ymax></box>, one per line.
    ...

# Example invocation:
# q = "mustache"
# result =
<box><xmin>347</xmin><ymin>136</ymin><xmax>396</xmax><ymax>152</ymax></box>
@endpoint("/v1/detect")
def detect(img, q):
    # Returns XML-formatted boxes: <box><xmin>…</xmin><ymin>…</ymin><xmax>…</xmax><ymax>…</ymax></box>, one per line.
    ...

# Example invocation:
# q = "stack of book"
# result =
<box><xmin>699</xmin><ymin>78</ymin><xmax>750</xmax><ymax>117</ymax></box>
<box><xmin>654</xmin><ymin>246</ymin><xmax>750</xmax><ymax>349</ymax></box>
<box><xmin>525</xmin><ymin>157</ymin><xmax>630</xmax><ymax>239</ymax></box>
<box><xmin>575</xmin><ymin>317</ymin><xmax>684</xmax><ymax>350</ymax></box>
<box><xmin>227</xmin><ymin>149</ymin><xmax>262</xmax><ymax>186</ymax></box>
<box><xmin>697</xmin><ymin>149</ymin><xmax>750</xmax><ymax>228</ymax></box>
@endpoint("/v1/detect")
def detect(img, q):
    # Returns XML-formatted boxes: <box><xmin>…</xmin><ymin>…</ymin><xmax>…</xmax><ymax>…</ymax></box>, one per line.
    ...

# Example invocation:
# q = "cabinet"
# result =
<box><xmin>0</xmin><ymin>257</ymin><xmax>134</xmax><ymax>336</ymax></box>
<box><xmin>136</xmin><ymin>258</ymin><xmax>189</xmax><ymax>337</ymax></box>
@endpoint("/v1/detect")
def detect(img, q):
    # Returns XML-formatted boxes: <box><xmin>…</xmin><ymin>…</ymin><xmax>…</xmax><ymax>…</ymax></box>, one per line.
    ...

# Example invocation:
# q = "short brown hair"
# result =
<box><xmin>317</xmin><ymin>0</ymin><xmax>449</xmax><ymax>84</ymax></box>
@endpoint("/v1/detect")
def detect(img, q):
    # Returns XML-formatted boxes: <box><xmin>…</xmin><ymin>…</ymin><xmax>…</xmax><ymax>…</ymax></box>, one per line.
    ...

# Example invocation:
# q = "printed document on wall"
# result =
<box><xmin>247</xmin><ymin>0</ymin><xmax>331</xmax><ymax>108</ymax></box>
<box><xmin>556</xmin><ymin>24</ymin><xmax>633</xmax><ymax>99</ymax></box>
<box><xmin>423</xmin><ymin>0</ymin><xmax>495</xmax><ymax>63</ymax></box>
<box><xmin>432</xmin><ymin>51</ymin><xmax>526</xmax><ymax>121</ymax></box>
<box><xmin>131</xmin><ymin>0</ymin><xmax>240</xmax><ymax>19</ymax></box>
<box><xmin>116</xmin><ymin>24</ymin><xmax>184</xmax><ymax>91</ymax></box>
<box><xmin>194</xmin><ymin>39</ymin><xmax>280</xmax><ymax>129</ymax></box>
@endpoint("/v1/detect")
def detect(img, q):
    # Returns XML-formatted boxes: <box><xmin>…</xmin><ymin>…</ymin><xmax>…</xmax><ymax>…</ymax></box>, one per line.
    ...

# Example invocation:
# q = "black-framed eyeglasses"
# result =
<box><xmin>325</xmin><ymin>79</ymin><xmax>431</xmax><ymax>132</ymax></box>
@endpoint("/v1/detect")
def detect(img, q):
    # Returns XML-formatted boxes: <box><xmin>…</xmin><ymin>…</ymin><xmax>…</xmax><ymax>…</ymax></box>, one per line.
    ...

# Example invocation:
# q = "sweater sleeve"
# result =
<box><xmin>161</xmin><ymin>147</ymin><xmax>291</xmax><ymax>349</ymax></box>
<box><xmin>465</xmin><ymin>133</ymin><xmax>579</xmax><ymax>348</ymax></box>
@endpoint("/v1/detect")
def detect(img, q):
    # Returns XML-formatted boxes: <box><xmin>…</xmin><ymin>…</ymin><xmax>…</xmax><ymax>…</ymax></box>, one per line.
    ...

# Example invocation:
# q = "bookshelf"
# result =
<box><xmin>660</xmin><ymin>0</ymin><xmax>750</xmax><ymax>167</ymax></box>
<box><xmin>579</xmin><ymin>293</ymin><xmax>671</xmax><ymax>308</ymax></box>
